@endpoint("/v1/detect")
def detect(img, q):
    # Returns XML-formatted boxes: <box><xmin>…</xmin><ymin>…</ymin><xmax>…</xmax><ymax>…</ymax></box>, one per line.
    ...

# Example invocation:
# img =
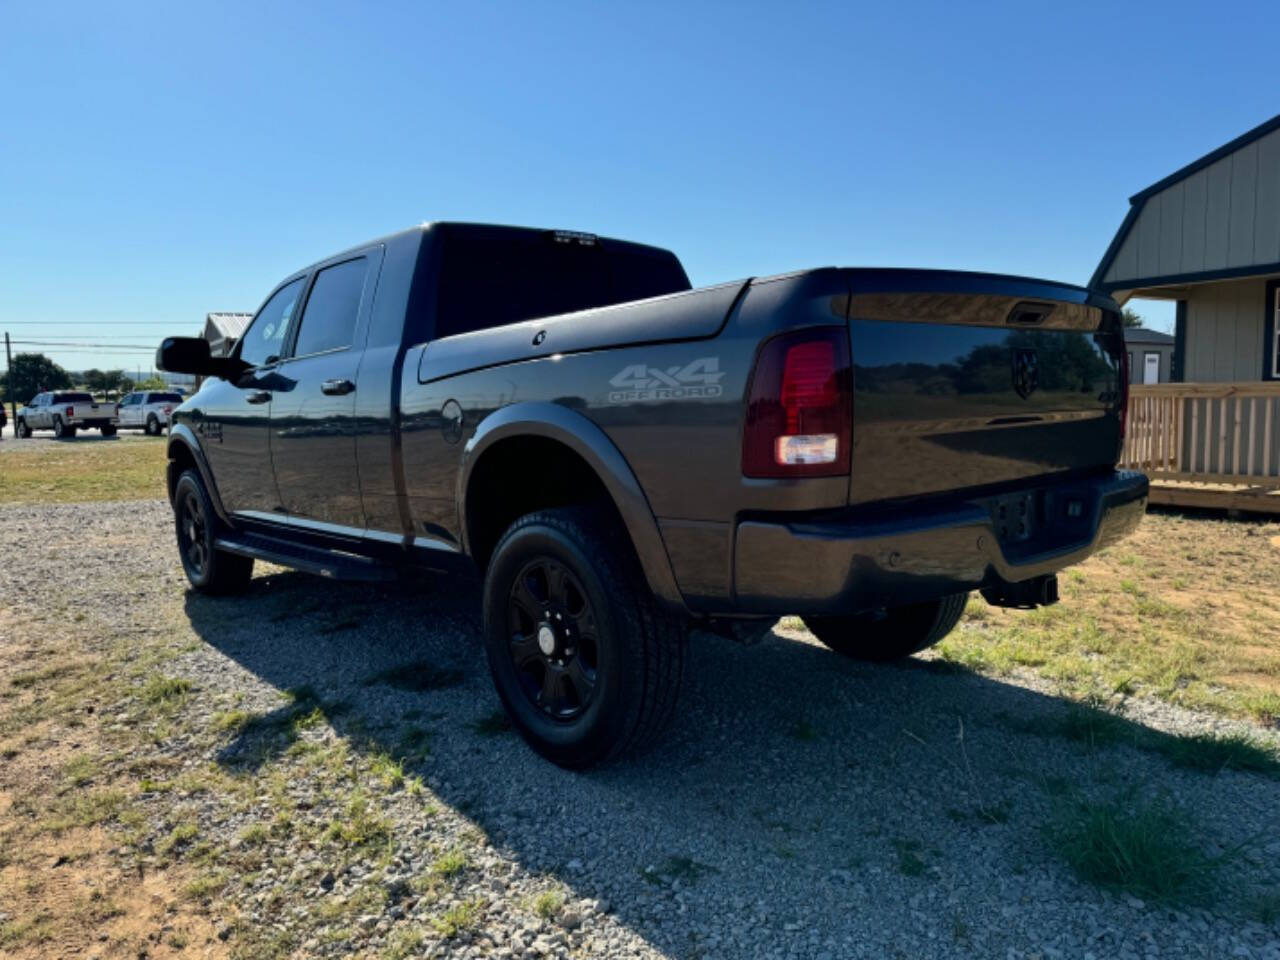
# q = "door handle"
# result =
<box><xmin>321</xmin><ymin>379</ymin><xmax>356</xmax><ymax>396</ymax></box>
<box><xmin>245</xmin><ymin>390</ymin><xmax>272</xmax><ymax>405</ymax></box>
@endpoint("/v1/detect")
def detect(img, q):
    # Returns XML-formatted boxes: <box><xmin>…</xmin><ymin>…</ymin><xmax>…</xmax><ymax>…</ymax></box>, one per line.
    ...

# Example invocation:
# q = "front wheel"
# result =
<box><xmin>173</xmin><ymin>469</ymin><xmax>254</xmax><ymax>594</ymax></box>
<box><xmin>482</xmin><ymin>507</ymin><xmax>686</xmax><ymax>768</ymax></box>
<box><xmin>802</xmin><ymin>593</ymin><xmax>969</xmax><ymax>662</ymax></box>
<box><xmin>16</xmin><ymin>419</ymin><xmax>31</xmax><ymax>438</ymax></box>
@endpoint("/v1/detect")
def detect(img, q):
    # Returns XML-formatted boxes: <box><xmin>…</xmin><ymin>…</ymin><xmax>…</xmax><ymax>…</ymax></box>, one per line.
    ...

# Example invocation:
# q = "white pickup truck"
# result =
<box><xmin>116</xmin><ymin>390</ymin><xmax>182</xmax><ymax>435</ymax></box>
<box><xmin>16</xmin><ymin>391</ymin><xmax>118</xmax><ymax>438</ymax></box>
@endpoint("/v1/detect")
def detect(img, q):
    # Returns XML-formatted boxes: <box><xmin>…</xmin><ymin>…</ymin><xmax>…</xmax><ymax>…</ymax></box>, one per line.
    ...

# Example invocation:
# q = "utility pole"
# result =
<box><xmin>4</xmin><ymin>331</ymin><xmax>14</xmax><ymax>439</ymax></box>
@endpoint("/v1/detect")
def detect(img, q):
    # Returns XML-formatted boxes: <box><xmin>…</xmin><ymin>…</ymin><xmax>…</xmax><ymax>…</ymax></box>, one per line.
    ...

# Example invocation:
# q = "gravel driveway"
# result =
<box><xmin>2</xmin><ymin>499</ymin><xmax>1278</xmax><ymax>959</ymax></box>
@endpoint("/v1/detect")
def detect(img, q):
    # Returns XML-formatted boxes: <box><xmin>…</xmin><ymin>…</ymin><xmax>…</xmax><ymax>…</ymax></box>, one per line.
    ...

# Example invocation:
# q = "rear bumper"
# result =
<box><xmin>732</xmin><ymin>470</ymin><xmax>1147</xmax><ymax>615</ymax></box>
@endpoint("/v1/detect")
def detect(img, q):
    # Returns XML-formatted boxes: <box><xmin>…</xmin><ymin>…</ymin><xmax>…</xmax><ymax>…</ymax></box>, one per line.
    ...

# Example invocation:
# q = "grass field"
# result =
<box><xmin>0</xmin><ymin>438</ymin><xmax>168</xmax><ymax>504</ymax></box>
<box><xmin>938</xmin><ymin>510</ymin><xmax>1280</xmax><ymax>725</ymax></box>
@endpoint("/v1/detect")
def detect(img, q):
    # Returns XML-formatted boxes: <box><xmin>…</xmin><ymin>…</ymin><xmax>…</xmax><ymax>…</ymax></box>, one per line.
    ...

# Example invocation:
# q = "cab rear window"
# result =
<box><xmin>433</xmin><ymin>227</ymin><xmax>690</xmax><ymax>340</ymax></box>
<box><xmin>53</xmin><ymin>392</ymin><xmax>94</xmax><ymax>403</ymax></box>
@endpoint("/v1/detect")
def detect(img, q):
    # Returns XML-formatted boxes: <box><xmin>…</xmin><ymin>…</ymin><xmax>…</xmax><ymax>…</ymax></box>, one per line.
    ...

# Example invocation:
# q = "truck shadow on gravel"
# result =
<box><xmin>182</xmin><ymin>570</ymin><xmax>1280</xmax><ymax>957</ymax></box>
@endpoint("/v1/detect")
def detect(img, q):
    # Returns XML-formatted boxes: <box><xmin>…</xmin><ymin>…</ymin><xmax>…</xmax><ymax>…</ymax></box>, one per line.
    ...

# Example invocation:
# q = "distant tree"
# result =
<box><xmin>137</xmin><ymin>376</ymin><xmax>167</xmax><ymax>390</ymax></box>
<box><xmin>1121</xmin><ymin>307</ymin><xmax>1144</xmax><ymax>329</ymax></box>
<box><xmin>0</xmin><ymin>353</ymin><xmax>73</xmax><ymax>403</ymax></box>
<box><xmin>83</xmin><ymin>368</ymin><xmax>107</xmax><ymax>393</ymax></box>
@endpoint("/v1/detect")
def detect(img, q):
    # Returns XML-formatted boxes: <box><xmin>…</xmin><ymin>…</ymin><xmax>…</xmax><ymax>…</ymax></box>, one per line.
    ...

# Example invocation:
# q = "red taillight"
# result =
<box><xmin>163</xmin><ymin>405</ymin><xmax>173</xmax><ymax>415</ymax></box>
<box><xmin>742</xmin><ymin>327</ymin><xmax>851</xmax><ymax>478</ymax></box>
<box><xmin>65</xmin><ymin>406</ymin><xmax>74</xmax><ymax>417</ymax></box>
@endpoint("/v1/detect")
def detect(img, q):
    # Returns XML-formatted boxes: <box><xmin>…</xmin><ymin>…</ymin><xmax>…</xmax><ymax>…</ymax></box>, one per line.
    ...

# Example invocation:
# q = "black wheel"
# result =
<box><xmin>173</xmin><ymin>469</ymin><xmax>254</xmax><ymax>594</ymax></box>
<box><xmin>16</xmin><ymin>419</ymin><xmax>30</xmax><ymax>438</ymax></box>
<box><xmin>53</xmin><ymin>416</ymin><xmax>75</xmax><ymax>439</ymax></box>
<box><xmin>802</xmin><ymin>593</ymin><xmax>969</xmax><ymax>662</ymax></box>
<box><xmin>101</xmin><ymin>424</ymin><xmax>117</xmax><ymax>437</ymax></box>
<box><xmin>482</xmin><ymin>507</ymin><xmax>686</xmax><ymax>769</ymax></box>
<box><xmin>146</xmin><ymin>415</ymin><xmax>159</xmax><ymax>436</ymax></box>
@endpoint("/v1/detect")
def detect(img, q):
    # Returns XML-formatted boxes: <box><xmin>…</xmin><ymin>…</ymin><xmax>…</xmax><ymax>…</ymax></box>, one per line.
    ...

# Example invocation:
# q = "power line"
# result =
<box><xmin>0</xmin><ymin>320</ymin><xmax>194</xmax><ymax>325</ymax></box>
<box><xmin>11</xmin><ymin>341</ymin><xmax>158</xmax><ymax>350</ymax></box>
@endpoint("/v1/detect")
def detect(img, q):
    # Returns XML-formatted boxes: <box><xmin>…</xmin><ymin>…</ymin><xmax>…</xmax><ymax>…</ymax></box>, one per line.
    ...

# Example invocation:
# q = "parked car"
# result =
<box><xmin>116</xmin><ymin>390</ymin><xmax>182</xmax><ymax>435</ymax></box>
<box><xmin>157</xmin><ymin>222</ymin><xmax>1147</xmax><ymax>767</ymax></box>
<box><xmin>16</xmin><ymin>391</ymin><xmax>117</xmax><ymax>438</ymax></box>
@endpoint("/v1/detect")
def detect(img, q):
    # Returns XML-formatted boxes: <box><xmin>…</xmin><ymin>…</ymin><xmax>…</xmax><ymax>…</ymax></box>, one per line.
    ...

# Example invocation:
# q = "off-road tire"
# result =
<box><xmin>173</xmin><ymin>469</ymin><xmax>254</xmax><ymax>595</ymax></box>
<box><xmin>482</xmin><ymin>506</ymin><xmax>686</xmax><ymax>769</ymax></box>
<box><xmin>16</xmin><ymin>419</ymin><xmax>31</xmax><ymax>438</ymax></box>
<box><xmin>802</xmin><ymin>592</ymin><xmax>968</xmax><ymax>662</ymax></box>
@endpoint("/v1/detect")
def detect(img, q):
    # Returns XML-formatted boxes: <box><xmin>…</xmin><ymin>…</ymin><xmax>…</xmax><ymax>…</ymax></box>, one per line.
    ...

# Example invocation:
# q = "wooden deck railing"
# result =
<box><xmin>1123</xmin><ymin>382</ymin><xmax>1280</xmax><ymax>487</ymax></box>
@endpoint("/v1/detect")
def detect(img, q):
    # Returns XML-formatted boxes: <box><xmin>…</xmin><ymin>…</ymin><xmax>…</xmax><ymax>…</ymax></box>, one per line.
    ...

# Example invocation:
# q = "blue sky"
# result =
<box><xmin>2</xmin><ymin>1</ymin><xmax>1277</xmax><ymax>373</ymax></box>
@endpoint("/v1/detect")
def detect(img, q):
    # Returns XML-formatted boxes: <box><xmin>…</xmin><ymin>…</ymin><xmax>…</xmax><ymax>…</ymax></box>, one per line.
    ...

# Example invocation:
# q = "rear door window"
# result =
<box><xmin>291</xmin><ymin>258</ymin><xmax>368</xmax><ymax>358</ymax></box>
<box><xmin>240</xmin><ymin>278</ymin><xmax>306</xmax><ymax>368</ymax></box>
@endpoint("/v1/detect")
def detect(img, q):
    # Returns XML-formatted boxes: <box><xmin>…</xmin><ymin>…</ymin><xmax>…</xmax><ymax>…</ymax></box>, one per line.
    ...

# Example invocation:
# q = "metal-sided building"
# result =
<box><xmin>1093</xmin><ymin>113</ymin><xmax>1280</xmax><ymax>382</ymax></box>
<box><xmin>1094</xmin><ymin>114</ymin><xmax>1280</xmax><ymax>512</ymax></box>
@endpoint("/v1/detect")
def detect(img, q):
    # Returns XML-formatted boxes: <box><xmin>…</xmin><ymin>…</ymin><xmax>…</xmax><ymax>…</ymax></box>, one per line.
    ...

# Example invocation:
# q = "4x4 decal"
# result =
<box><xmin>608</xmin><ymin>357</ymin><xmax>724</xmax><ymax>403</ymax></box>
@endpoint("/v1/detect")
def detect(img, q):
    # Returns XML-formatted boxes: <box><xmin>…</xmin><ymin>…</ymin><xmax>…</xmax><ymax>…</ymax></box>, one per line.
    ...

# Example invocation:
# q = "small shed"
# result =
<box><xmin>1123</xmin><ymin>327</ymin><xmax>1176</xmax><ymax>385</ymax></box>
<box><xmin>1092</xmin><ymin>113</ymin><xmax>1280</xmax><ymax>382</ymax></box>
<box><xmin>1094</xmin><ymin>114</ymin><xmax>1280</xmax><ymax>512</ymax></box>
<box><xmin>202</xmin><ymin>312</ymin><xmax>253</xmax><ymax>358</ymax></box>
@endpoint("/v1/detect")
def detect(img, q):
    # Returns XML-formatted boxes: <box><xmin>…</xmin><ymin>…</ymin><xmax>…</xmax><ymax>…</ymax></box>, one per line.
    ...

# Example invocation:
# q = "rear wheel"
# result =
<box><xmin>101</xmin><ymin>425</ymin><xmax>117</xmax><ymax>437</ymax></box>
<box><xmin>173</xmin><ymin>469</ymin><xmax>254</xmax><ymax>594</ymax></box>
<box><xmin>482</xmin><ymin>507</ymin><xmax>686</xmax><ymax>768</ymax></box>
<box><xmin>146</xmin><ymin>415</ymin><xmax>160</xmax><ymax>436</ymax></box>
<box><xmin>802</xmin><ymin>593</ymin><xmax>968</xmax><ymax>662</ymax></box>
<box><xmin>53</xmin><ymin>417</ymin><xmax>76</xmax><ymax>439</ymax></box>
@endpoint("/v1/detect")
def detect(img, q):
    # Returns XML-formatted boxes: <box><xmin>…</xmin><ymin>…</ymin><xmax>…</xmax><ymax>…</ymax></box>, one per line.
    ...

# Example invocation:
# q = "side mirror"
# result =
<box><xmin>156</xmin><ymin>337</ymin><xmax>244</xmax><ymax>380</ymax></box>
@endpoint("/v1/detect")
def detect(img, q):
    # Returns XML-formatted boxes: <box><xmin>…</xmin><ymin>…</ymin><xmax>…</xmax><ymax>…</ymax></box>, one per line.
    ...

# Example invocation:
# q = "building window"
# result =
<box><xmin>1273</xmin><ymin>287</ymin><xmax>1280</xmax><ymax>379</ymax></box>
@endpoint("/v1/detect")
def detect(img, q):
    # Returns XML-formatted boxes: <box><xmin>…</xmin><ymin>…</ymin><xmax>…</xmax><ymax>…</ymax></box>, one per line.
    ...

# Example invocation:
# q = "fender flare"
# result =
<box><xmin>457</xmin><ymin>401</ymin><xmax>686</xmax><ymax>614</ymax></box>
<box><xmin>166</xmin><ymin>425</ymin><xmax>231</xmax><ymax>524</ymax></box>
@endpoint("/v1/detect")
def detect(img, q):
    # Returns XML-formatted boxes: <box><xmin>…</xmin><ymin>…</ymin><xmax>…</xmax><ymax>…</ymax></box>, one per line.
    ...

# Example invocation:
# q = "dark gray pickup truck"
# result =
<box><xmin>158</xmin><ymin>222</ymin><xmax>1146</xmax><ymax>767</ymax></box>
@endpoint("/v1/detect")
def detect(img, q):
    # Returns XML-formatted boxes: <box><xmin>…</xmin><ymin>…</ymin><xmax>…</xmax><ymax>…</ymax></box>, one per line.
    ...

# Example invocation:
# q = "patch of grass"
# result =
<box><xmin>1253</xmin><ymin>891</ymin><xmax>1280</xmax><ymax>926</ymax></box>
<box><xmin>363</xmin><ymin>661</ymin><xmax>464</xmax><ymax>692</ymax></box>
<box><xmin>788</xmin><ymin>720</ymin><xmax>819</xmax><ymax>741</ymax></box>
<box><xmin>382</xmin><ymin>928</ymin><xmax>426</xmax><ymax>960</ymax></box>
<box><xmin>1047</xmin><ymin>794</ymin><xmax>1227</xmax><ymax>904</ymax></box>
<box><xmin>0</xmin><ymin>911</ymin><xmax>55</xmax><ymax>947</ymax></box>
<box><xmin>0</xmin><ymin>439</ymin><xmax>167</xmax><ymax>504</ymax></box>
<box><xmin>892</xmin><ymin>838</ymin><xmax>928</xmax><ymax>878</ymax></box>
<box><xmin>157</xmin><ymin>820</ymin><xmax>199</xmax><ymax>856</ymax></box>
<box><xmin>468</xmin><ymin>710</ymin><xmax>512</xmax><ymax>736</ymax></box>
<box><xmin>432</xmin><ymin>899</ymin><xmax>483</xmax><ymax>938</ymax></box>
<box><xmin>238</xmin><ymin>823</ymin><xmax>269</xmax><ymax>847</ymax></box>
<box><xmin>43</xmin><ymin>789</ymin><xmax>126</xmax><ymax>833</ymax></box>
<box><xmin>325</xmin><ymin>792</ymin><xmax>391</xmax><ymax>849</ymax></box>
<box><xmin>430</xmin><ymin>847</ymin><xmax>467</xmax><ymax>879</ymax></box>
<box><xmin>10</xmin><ymin>662</ymin><xmax>82</xmax><ymax>689</ymax></box>
<box><xmin>61</xmin><ymin>753</ymin><xmax>98</xmax><ymax>788</ymax></box>
<box><xmin>142</xmin><ymin>674</ymin><xmax>192</xmax><ymax>704</ymax></box>
<box><xmin>370</xmin><ymin>752</ymin><xmax>405</xmax><ymax>790</ymax></box>
<box><xmin>1158</xmin><ymin>731</ymin><xmax>1280</xmax><ymax>777</ymax></box>
<box><xmin>212</xmin><ymin>708</ymin><xmax>254</xmax><ymax>733</ymax></box>
<box><xmin>533</xmin><ymin>889</ymin><xmax>564</xmax><ymax>919</ymax></box>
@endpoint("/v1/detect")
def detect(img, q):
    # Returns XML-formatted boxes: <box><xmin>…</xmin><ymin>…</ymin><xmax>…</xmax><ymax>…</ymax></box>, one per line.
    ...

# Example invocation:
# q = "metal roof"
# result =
<box><xmin>203</xmin><ymin>312</ymin><xmax>253</xmax><ymax>340</ymax></box>
<box><xmin>1122</xmin><ymin>326</ymin><xmax>1175</xmax><ymax>345</ymax></box>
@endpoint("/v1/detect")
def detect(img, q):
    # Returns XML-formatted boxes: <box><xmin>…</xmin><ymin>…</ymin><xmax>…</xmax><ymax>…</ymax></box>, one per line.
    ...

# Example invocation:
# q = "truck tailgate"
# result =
<box><xmin>844</xmin><ymin>272</ymin><xmax>1124</xmax><ymax>505</ymax></box>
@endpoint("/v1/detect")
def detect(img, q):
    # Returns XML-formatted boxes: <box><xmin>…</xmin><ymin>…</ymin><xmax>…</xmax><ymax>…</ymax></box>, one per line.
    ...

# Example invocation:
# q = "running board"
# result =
<box><xmin>213</xmin><ymin>533</ymin><xmax>396</xmax><ymax>582</ymax></box>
